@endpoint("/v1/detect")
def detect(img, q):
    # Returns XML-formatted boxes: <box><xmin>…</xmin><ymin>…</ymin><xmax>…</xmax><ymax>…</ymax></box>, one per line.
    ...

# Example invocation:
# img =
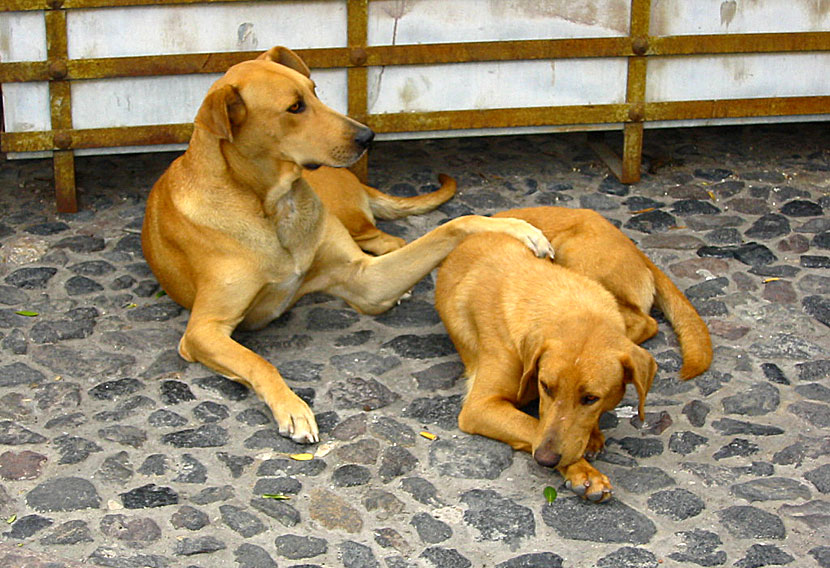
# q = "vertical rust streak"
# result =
<box><xmin>45</xmin><ymin>7</ymin><xmax>78</xmax><ymax>212</ymax></box>
<box><xmin>347</xmin><ymin>0</ymin><xmax>369</xmax><ymax>181</ymax></box>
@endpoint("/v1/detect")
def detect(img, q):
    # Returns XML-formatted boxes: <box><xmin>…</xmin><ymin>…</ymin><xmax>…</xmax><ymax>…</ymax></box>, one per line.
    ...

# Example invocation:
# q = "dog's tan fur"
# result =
<box><xmin>306</xmin><ymin>168</ymin><xmax>456</xmax><ymax>255</ymax></box>
<box><xmin>141</xmin><ymin>47</ymin><xmax>553</xmax><ymax>444</ymax></box>
<box><xmin>435</xmin><ymin>207</ymin><xmax>711</xmax><ymax>501</ymax></box>
<box><xmin>494</xmin><ymin>207</ymin><xmax>712</xmax><ymax>378</ymax></box>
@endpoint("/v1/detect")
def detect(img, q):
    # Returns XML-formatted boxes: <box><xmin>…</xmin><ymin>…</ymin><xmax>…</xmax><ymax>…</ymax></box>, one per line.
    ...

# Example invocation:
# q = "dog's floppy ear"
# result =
<box><xmin>621</xmin><ymin>344</ymin><xmax>657</xmax><ymax>421</ymax></box>
<box><xmin>195</xmin><ymin>84</ymin><xmax>247</xmax><ymax>142</ymax></box>
<box><xmin>518</xmin><ymin>342</ymin><xmax>545</xmax><ymax>400</ymax></box>
<box><xmin>258</xmin><ymin>46</ymin><xmax>311</xmax><ymax>78</ymax></box>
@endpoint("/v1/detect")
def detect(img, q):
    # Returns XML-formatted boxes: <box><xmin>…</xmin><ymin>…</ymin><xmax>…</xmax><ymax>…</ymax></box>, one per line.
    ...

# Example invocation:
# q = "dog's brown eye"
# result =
<box><xmin>541</xmin><ymin>383</ymin><xmax>553</xmax><ymax>396</ymax></box>
<box><xmin>581</xmin><ymin>395</ymin><xmax>599</xmax><ymax>405</ymax></box>
<box><xmin>287</xmin><ymin>100</ymin><xmax>305</xmax><ymax>114</ymax></box>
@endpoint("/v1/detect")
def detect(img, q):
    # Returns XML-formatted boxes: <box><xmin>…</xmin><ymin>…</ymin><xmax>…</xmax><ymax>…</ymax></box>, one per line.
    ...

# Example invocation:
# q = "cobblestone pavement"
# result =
<box><xmin>0</xmin><ymin>123</ymin><xmax>828</xmax><ymax>568</ymax></box>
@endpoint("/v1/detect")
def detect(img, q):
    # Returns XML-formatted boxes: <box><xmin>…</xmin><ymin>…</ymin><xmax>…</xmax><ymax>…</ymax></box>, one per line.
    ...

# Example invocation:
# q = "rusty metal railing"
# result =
<box><xmin>1</xmin><ymin>0</ymin><xmax>829</xmax><ymax>212</ymax></box>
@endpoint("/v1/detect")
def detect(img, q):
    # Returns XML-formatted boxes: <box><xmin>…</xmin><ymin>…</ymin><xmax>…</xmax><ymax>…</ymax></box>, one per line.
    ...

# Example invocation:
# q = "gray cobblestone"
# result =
<box><xmin>0</xmin><ymin>125</ymin><xmax>827</xmax><ymax>566</ymax></box>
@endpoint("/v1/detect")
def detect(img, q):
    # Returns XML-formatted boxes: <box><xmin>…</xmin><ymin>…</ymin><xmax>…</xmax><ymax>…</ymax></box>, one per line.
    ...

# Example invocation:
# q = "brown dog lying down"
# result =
<box><xmin>435</xmin><ymin>207</ymin><xmax>711</xmax><ymax>501</ymax></box>
<box><xmin>494</xmin><ymin>207</ymin><xmax>712</xmax><ymax>378</ymax></box>
<box><xmin>142</xmin><ymin>46</ymin><xmax>554</xmax><ymax>444</ymax></box>
<box><xmin>306</xmin><ymin>168</ymin><xmax>456</xmax><ymax>255</ymax></box>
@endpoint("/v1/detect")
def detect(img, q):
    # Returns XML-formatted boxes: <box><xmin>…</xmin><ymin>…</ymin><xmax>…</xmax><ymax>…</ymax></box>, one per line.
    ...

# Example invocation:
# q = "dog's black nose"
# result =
<box><xmin>354</xmin><ymin>126</ymin><xmax>374</xmax><ymax>149</ymax></box>
<box><xmin>534</xmin><ymin>447</ymin><xmax>561</xmax><ymax>468</ymax></box>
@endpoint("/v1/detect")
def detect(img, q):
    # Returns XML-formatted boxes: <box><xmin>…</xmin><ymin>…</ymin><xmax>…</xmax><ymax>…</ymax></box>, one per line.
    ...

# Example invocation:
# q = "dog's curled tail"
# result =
<box><xmin>648</xmin><ymin>257</ymin><xmax>713</xmax><ymax>380</ymax></box>
<box><xmin>366</xmin><ymin>174</ymin><xmax>457</xmax><ymax>220</ymax></box>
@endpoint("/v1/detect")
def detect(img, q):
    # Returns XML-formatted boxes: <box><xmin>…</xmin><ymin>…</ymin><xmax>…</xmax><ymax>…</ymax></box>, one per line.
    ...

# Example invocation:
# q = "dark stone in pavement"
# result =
<box><xmin>119</xmin><ymin>484</ymin><xmax>178</xmax><ymax>509</ymax></box>
<box><xmin>803</xmin><ymin>295</ymin><xmax>830</xmax><ymax>327</ymax></box>
<box><xmin>735</xmin><ymin>544</ymin><xmax>794</xmax><ymax>568</ymax></box>
<box><xmin>403</xmin><ymin>394</ymin><xmax>463</xmax><ymax>430</ymax></box>
<box><xmin>382</xmin><ymin>333</ymin><xmax>456</xmax><ymax>359</ymax></box>
<box><xmin>332</xmin><ymin>464</ymin><xmax>372</xmax><ymax>487</ymax></box>
<box><xmin>274</xmin><ymin>534</ymin><xmax>328</xmax><ymax>559</ymax></box>
<box><xmin>41</xmin><ymin>520</ymin><xmax>94</xmax><ymax>545</ymax></box>
<box><xmin>781</xmin><ymin>199</ymin><xmax>823</xmax><ymax>216</ymax></box>
<box><xmin>89</xmin><ymin>377</ymin><xmax>144</xmax><ymax>400</ymax></box>
<box><xmin>99</xmin><ymin>514</ymin><xmax>162</xmax><ymax>548</ymax></box>
<box><xmin>65</xmin><ymin>275</ymin><xmax>104</xmax><ymax>295</ymax></box>
<box><xmin>375</xmin><ymin>299</ymin><xmax>441</xmax><ymax>327</ymax></box>
<box><xmin>400</xmin><ymin>477</ymin><xmax>443</xmax><ymax>506</ymax></box>
<box><xmin>220</xmin><ymin>504</ymin><xmax>266</xmax><ymax>537</ymax></box>
<box><xmin>174</xmin><ymin>536</ymin><xmax>226</xmax><ymax>556</ymax></box>
<box><xmin>668</xmin><ymin>530</ymin><xmax>727</xmax><ymax>566</ymax></box>
<box><xmin>745</xmin><ymin>213</ymin><xmax>790</xmax><ymax>239</ymax></box>
<box><xmin>171</xmin><ymin>505</ymin><xmax>210</xmax><ymax>530</ymax></box>
<box><xmin>797</xmin><ymin>360</ymin><xmax>830</xmax><ymax>381</ymax></box>
<box><xmin>596</xmin><ymin>547</ymin><xmax>658</xmax><ymax>568</ymax></box>
<box><xmin>542</xmin><ymin>497</ymin><xmax>656</xmax><ymax>544</ymax></box>
<box><xmin>250</xmin><ymin>497</ymin><xmax>301</xmax><ymax>527</ymax></box>
<box><xmin>682</xmin><ymin>399</ymin><xmax>710</xmax><ymax>426</ymax></box>
<box><xmin>429</xmin><ymin>436</ymin><xmax>512</xmax><ymax>480</ymax></box>
<box><xmin>719</xmin><ymin>505</ymin><xmax>786</xmax><ymax>539</ymax></box>
<box><xmin>789</xmin><ymin>401</ymin><xmax>830</xmax><ymax>428</ymax></box>
<box><xmin>624</xmin><ymin>210</ymin><xmax>677</xmax><ymax>233</ymax></box>
<box><xmin>713</xmin><ymin>438</ymin><xmax>761</xmax><ymax>460</ymax></box>
<box><xmin>27</xmin><ymin>477</ymin><xmax>100</xmax><ymax>512</ymax></box>
<box><xmin>804</xmin><ymin>463</ymin><xmax>830</xmax><ymax>493</ymax></box>
<box><xmin>411</xmin><ymin>512</ymin><xmax>452</xmax><ymax>544</ymax></box>
<box><xmin>722</xmin><ymin>382</ymin><xmax>780</xmax><ymax>415</ymax></box>
<box><xmin>669</xmin><ymin>431</ymin><xmax>708</xmax><ymax>455</ymax></box>
<box><xmin>461</xmin><ymin>489</ymin><xmax>535</xmax><ymax>545</ymax></box>
<box><xmin>4</xmin><ymin>514</ymin><xmax>53</xmax><ymax>540</ymax></box>
<box><xmin>419</xmin><ymin>547</ymin><xmax>472</xmax><ymax>568</ymax></box>
<box><xmin>53</xmin><ymin>434</ymin><xmax>103</xmax><ymax>464</ymax></box>
<box><xmin>0</xmin><ymin>362</ymin><xmax>45</xmax><ymax>387</ymax></box>
<box><xmin>330</xmin><ymin>351</ymin><xmax>401</xmax><ymax>377</ymax></box>
<box><xmin>306</xmin><ymin>307</ymin><xmax>360</xmax><ymax>330</ymax></box>
<box><xmin>730</xmin><ymin>477</ymin><xmax>811</xmax><ymax>502</ymax></box>
<box><xmin>761</xmin><ymin>363</ymin><xmax>790</xmax><ymax>385</ymax></box>
<box><xmin>412</xmin><ymin>360</ymin><xmax>464</xmax><ymax>390</ymax></box>
<box><xmin>378</xmin><ymin>445</ymin><xmax>418</xmax><ymax>482</ymax></box>
<box><xmin>672</xmin><ymin>199</ymin><xmax>720</xmax><ymax>215</ymax></box>
<box><xmin>235</xmin><ymin>543</ymin><xmax>277</xmax><ymax>568</ymax></box>
<box><xmin>194</xmin><ymin>375</ymin><xmax>251</xmax><ymax>401</ymax></box>
<box><xmin>328</xmin><ymin>376</ymin><xmax>400</xmax><ymax>410</ymax></box>
<box><xmin>4</xmin><ymin>267</ymin><xmax>58</xmax><ymax>289</ymax></box>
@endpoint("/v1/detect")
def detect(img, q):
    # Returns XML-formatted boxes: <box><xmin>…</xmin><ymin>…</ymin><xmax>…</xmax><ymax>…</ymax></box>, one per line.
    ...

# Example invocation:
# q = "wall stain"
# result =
<box><xmin>237</xmin><ymin>22</ymin><xmax>257</xmax><ymax>50</ymax></box>
<box><xmin>720</xmin><ymin>1</ymin><xmax>737</xmax><ymax>28</ymax></box>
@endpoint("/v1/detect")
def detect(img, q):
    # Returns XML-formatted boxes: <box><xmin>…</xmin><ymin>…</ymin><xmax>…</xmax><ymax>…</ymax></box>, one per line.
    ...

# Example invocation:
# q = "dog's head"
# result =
<box><xmin>195</xmin><ymin>46</ymin><xmax>373</xmax><ymax>169</ymax></box>
<box><xmin>521</xmin><ymin>334</ymin><xmax>657</xmax><ymax>469</ymax></box>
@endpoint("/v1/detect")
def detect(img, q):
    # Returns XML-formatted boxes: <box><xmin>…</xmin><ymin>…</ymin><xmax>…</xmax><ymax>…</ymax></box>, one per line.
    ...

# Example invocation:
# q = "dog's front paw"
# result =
<box><xmin>561</xmin><ymin>459</ymin><xmax>613</xmax><ymax>503</ymax></box>
<box><xmin>272</xmin><ymin>392</ymin><xmax>319</xmax><ymax>444</ymax></box>
<box><xmin>500</xmin><ymin>219</ymin><xmax>555</xmax><ymax>259</ymax></box>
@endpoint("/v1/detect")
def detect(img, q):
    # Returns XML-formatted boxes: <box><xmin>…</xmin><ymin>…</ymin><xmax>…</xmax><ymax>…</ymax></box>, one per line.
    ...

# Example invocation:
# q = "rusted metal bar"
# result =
<box><xmin>3</xmin><ymin>33</ymin><xmax>828</xmax><ymax>84</ymax></box>
<box><xmin>368</xmin><ymin>104</ymin><xmax>631</xmax><ymax>134</ymax></box>
<box><xmin>346</xmin><ymin>0</ymin><xmax>369</xmax><ymax>181</ymax></box>
<box><xmin>651</xmin><ymin>32</ymin><xmax>830</xmax><ymax>56</ymax></box>
<box><xmin>45</xmin><ymin>7</ymin><xmax>77</xmax><ymax>212</ymax></box>
<box><xmin>646</xmin><ymin>96</ymin><xmax>830</xmax><ymax>121</ymax></box>
<box><xmin>2</xmin><ymin>0</ymin><xmax>343</xmax><ymax>11</ymax></box>
<box><xmin>53</xmin><ymin>150</ymin><xmax>77</xmax><ymax>213</ymax></box>
<box><xmin>365</xmin><ymin>37</ymin><xmax>632</xmax><ymax>66</ymax></box>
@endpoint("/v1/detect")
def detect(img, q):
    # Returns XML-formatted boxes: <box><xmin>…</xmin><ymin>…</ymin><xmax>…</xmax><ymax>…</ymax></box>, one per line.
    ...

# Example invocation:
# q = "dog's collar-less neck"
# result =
<box><xmin>210</xmin><ymin>136</ymin><xmax>303</xmax><ymax>216</ymax></box>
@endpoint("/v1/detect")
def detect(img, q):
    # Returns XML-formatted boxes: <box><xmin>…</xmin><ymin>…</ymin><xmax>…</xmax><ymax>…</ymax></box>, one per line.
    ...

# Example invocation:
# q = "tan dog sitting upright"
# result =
<box><xmin>435</xmin><ymin>208</ymin><xmax>711</xmax><ymax>501</ymax></box>
<box><xmin>141</xmin><ymin>46</ymin><xmax>553</xmax><ymax>444</ymax></box>
<box><xmin>306</xmin><ymin>168</ymin><xmax>456</xmax><ymax>255</ymax></box>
